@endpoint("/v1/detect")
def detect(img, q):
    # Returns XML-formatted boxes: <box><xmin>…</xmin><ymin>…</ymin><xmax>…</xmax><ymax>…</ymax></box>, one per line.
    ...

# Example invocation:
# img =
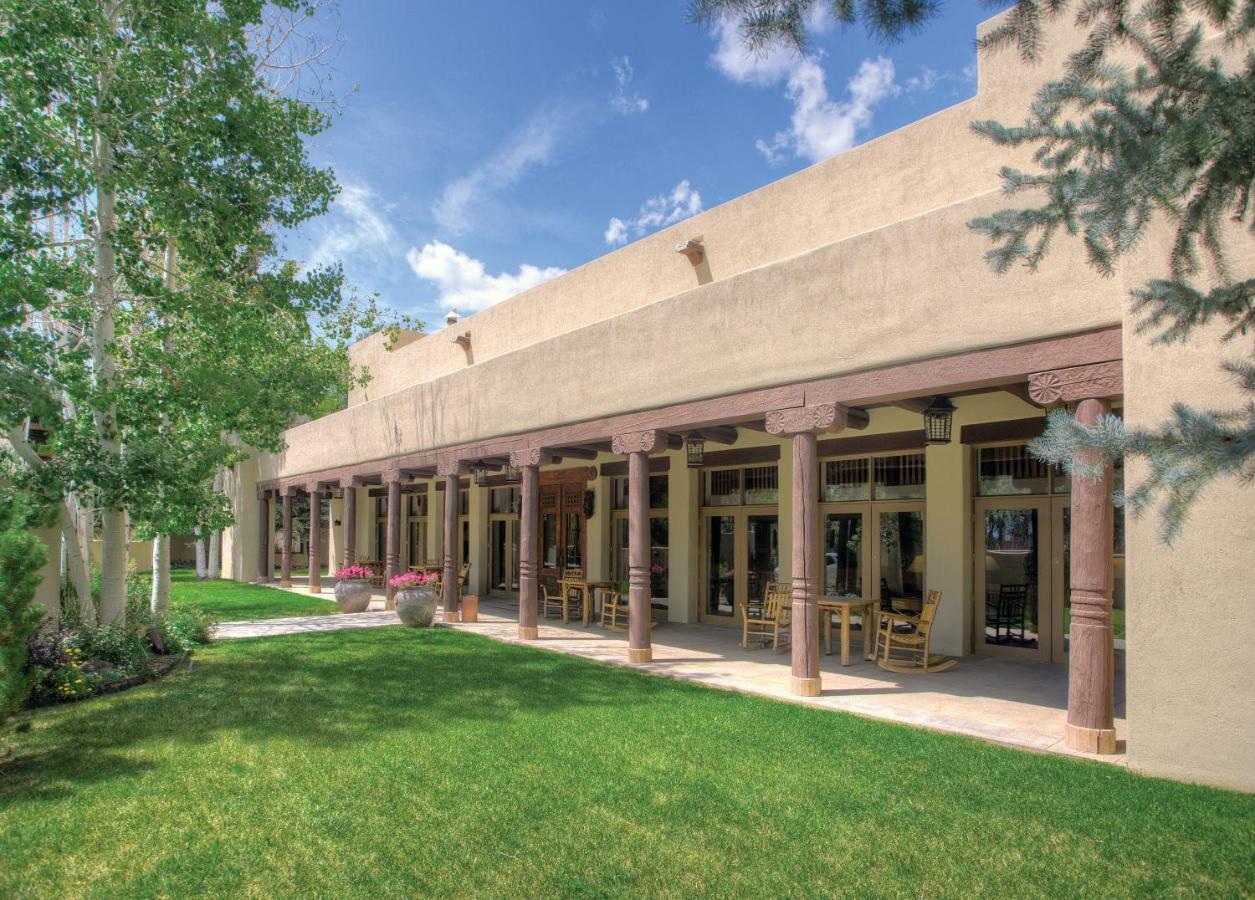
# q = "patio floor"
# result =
<box><xmin>259</xmin><ymin>579</ymin><xmax>1128</xmax><ymax>765</ymax></box>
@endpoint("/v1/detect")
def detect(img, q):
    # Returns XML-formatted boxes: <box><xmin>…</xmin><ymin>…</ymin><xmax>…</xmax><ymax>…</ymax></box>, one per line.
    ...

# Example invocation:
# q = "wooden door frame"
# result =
<box><xmin>972</xmin><ymin>496</ymin><xmax>1053</xmax><ymax>662</ymax></box>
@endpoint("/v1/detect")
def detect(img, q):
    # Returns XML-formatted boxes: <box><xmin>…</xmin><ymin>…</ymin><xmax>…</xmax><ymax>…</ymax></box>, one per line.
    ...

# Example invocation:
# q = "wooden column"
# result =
<box><xmin>341</xmin><ymin>479</ymin><xmax>357</xmax><ymax>567</ymax></box>
<box><xmin>256</xmin><ymin>492</ymin><xmax>270</xmax><ymax>584</ymax></box>
<box><xmin>768</xmin><ymin>404</ymin><xmax>841</xmax><ymax>697</ymax></box>
<box><xmin>280</xmin><ymin>489</ymin><xmax>294</xmax><ymax>587</ymax></box>
<box><xmin>307</xmin><ymin>485</ymin><xmax>323</xmax><ymax>594</ymax></box>
<box><xmin>439</xmin><ymin>462</ymin><xmax>461</xmax><ymax>623</ymax></box>
<box><xmin>385</xmin><ymin>475</ymin><xmax>401</xmax><ymax>609</ymax></box>
<box><xmin>1065</xmin><ymin>397</ymin><xmax>1117</xmax><ymax>753</ymax></box>
<box><xmin>611</xmin><ymin>430</ymin><xmax>669</xmax><ymax>664</ymax></box>
<box><xmin>512</xmin><ymin>449</ymin><xmax>541</xmax><ymax>640</ymax></box>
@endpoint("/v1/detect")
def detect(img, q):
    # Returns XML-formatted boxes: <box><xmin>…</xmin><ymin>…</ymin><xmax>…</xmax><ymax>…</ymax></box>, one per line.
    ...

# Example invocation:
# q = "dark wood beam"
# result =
<box><xmin>549</xmin><ymin>446</ymin><xmax>599</xmax><ymax>460</ymax></box>
<box><xmin>693</xmin><ymin>426</ymin><xmax>738</xmax><ymax>445</ymax></box>
<box><xmin>890</xmin><ymin>398</ymin><xmax>931</xmax><ymax>414</ymax></box>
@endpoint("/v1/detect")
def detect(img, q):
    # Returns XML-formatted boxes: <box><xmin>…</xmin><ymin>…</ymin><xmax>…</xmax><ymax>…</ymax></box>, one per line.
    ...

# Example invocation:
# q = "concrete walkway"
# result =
<box><xmin>229</xmin><ymin>579</ymin><xmax>1127</xmax><ymax>765</ymax></box>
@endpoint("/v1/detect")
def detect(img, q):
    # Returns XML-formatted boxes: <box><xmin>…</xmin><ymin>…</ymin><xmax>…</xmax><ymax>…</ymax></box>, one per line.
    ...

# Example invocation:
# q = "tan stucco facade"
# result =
<box><xmin>224</xmin><ymin>11</ymin><xmax>1253</xmax><ymax>791</ymax></box>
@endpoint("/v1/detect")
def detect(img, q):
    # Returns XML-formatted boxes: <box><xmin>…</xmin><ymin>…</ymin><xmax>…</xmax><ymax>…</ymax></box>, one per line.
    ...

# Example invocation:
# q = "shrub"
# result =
<box><xmin>157</xmin><ymin>606</ymin><xmax>215</xmax><ymax>654</ymax></box>
<box><xmin>1</xmin><ymin>493</ymin><xmax>47</xmax><ymax>729</ymax></box>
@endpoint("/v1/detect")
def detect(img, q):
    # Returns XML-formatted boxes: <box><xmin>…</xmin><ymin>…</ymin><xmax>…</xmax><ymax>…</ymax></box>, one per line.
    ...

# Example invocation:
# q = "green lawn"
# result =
<box><xmin>2</xmin><ymin>628</ymin><xmax>1251</xmax><ymax>897</ymax></box>
<box><xmin>171</xmin><ymin>569</ymin><xmax>339</xmax><ymax>621</ymax></box>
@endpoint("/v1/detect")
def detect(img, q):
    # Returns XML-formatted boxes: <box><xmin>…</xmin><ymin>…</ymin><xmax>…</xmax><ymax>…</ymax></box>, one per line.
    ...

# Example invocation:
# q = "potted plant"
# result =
<box><xmin>390</xmin><ymin>571</ymin><xmax>440</xmax><ymax>627</ymax></box>
<box><xmin>333</xmin><ymin>565</ymin><xmax>374</xmax><ymax>613</ymax></box>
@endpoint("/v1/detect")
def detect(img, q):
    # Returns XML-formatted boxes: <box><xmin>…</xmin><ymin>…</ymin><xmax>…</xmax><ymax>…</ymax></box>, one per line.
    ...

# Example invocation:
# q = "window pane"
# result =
<box><xmin>879</xmin><ymin>511</ymin><xmax>924</xmax><ymax>607</ymax></box>
<box><xmin>542</xmin><ymin>514</ymin><xmax>559</xmax><ymax>568</ymax></box>
<box><xmin>458</xmin><ymin>489</ymin><xmax>469</xmax><ymax>516</ymax></box>
<box><xmin>650</xmin><ymin>516</ymin><xmax>669</xmax><ymax>601</ymax></box>
<box><xmin>744</xmin><ymin>466</ymin><xmax>779</xmax><ymax>504</ymax></box>
<box><xmin>977</xmin><ymin>445</ymin><xmax>1049</xmax><ymax>495</ymax></box>
<box><xmin>649</xmin><ymin>474</ymin><xmax>669</xmax><ymax>509</ymax></box>
<box><xmin>612</xmin><ymin>518</ymin><xmax>629</xmax><ymax>590</ymax></box>
<box><xmin>564</xmin><ymin>511</ymin><xmax>583</xmax><ymax>569</ymax></box>
<box><xmin>823</xmin><ymin>458</ymin><xmax>870</xmax><ymax>501</ymax></box>
<box><xmin>824</xmin><ymin>512</ymin><xmax>863</xmax><ymax>598</ymax></box>
<box><xmin>490</xmin><ymin>487</ymin><xmax>518</xmax><ymax>514</ymax></box>
<box><xmin>705</xmin><ymin>469</ymin><xmax>740</xmax><ymax>506</ymax></box>
<box><xmin>612</xmin><ymin>477</ymin><xmax>629</xmax><ymax>510</ymax></box>
<box><xmin>746</xmin><ymin>515</ymin><xmax>779</xmax><ymax>602</ymax></box>
<box><xmin>873</xmin><ymin>453</ymin><xmax>926</xmax><ymax>500</ymax></box>
<box><xmin>706</xmin><ymin>516</ymin><xmax>735</xmax><ymax>615</ymax></box>
<box><xmin>982</xmin><ymin>508</ymin><xmax>1040</xmax><ymax>649</ymax></box>
<box><xmin>490</xmin><ymin>520</ymin><xmax>507</xmax><ymax>591</ymax></box>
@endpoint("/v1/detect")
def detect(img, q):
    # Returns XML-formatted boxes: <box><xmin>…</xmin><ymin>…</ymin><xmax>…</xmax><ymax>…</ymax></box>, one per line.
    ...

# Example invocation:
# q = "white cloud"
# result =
<box><xmin>406</xmin><ymin>241</ymin><xmax>566</xmax><ymax>312</ymax></box>
<box><xmin>433</xmin><ymin>109</ymin><xmax>567</xmax><ymax>236</ymax></box>
<box><xmin>710</xmin><ymin>17</ymin><xmax>898</xmax><ymax>165</ymax></box>
<box><xmin>603</xmin><ymin>180</ymin><xmax>703</xmax><ymax>246</ymax></box>
<box><xmin>303</xmin><ymin>181</ymin><xmax>397</xmax><ymax>271</ymax></box>
<box><xmin>904</xmin><ymin>62</ymin><xmax>978</xmax><ymax>96</ymax></box>
<box><xmin>610</xmin><ymin>56</ymin><xmax>649</xmax><ymax>115</ymax></box>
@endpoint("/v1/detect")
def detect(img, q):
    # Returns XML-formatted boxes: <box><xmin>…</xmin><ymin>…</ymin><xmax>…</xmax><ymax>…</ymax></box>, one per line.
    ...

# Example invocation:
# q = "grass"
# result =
<box><xmin>170</xmin><ymin>569</ymin><xmax>339</xmax><ymax>621</ymax></box>
<box><xmin>2</xmin><ymin>625</ymin><xmax>1251</xmax><ymax>897</ymax></box>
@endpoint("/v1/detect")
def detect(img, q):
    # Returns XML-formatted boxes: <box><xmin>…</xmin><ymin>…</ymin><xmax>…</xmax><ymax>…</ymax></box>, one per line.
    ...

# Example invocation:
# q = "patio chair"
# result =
<box><xmin>599</xmin><ymin>589</ymin><xmax>628</xmax><ymax>630</ymax></box>
<box><xmin>541</xmin><ymin>582</ymin><xmax>564</xmax><ymax>619</ymax></box>
<box><xmin>875</xmin><ymin>590</ymin><xmax>955</xmax><ymax>673</ymax></box>
<box><xmin>456</xmin><ymin>562</ymin><xmax>471</xmax><ymax>594</ymax></box>
<box><xmin>740</xmin><ymin>581</ymin><xmax>791</xmax><ymax>651</ymax></box>
<box><xmin>985</xmin><ymin>584</ymin><xmax>1028</xmax><ymax>644</ymax></box>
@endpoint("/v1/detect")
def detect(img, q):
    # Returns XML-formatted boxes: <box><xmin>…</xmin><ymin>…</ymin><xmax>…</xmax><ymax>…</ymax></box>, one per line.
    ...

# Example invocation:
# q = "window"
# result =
<box><xmin>703</xmin><ymin>466</ymin><xmax>779</xmax><ymax>506</ymax></box>
<box><xmin>490</xmin><ymin>487</ymin><xmax>519</xmax><ymax>514</ymax></box>
<box><xmin>873</xmin><ymin>453</ymin><xmax>926</xmax><ymax>500</ymax></box>
<box><xmin>611</xmin><ymin>475</ymin><xmax>668</xmax><ymax>510</ymax></box>
<box><xmin>822</xmin><ymin>453</ymin><xmax>925</xmax><ymax>501</ymax></box>
<box><xmin>976</xmin><ymin>445</ymin><xmax>1050</xmax><ymax>496</ymax></box>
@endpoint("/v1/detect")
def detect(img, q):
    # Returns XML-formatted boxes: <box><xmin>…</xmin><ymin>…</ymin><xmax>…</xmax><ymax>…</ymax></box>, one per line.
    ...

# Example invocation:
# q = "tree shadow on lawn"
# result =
<box><xmin>0</xmin><ymin>628</ymin><xmax>668</xmax><ymax>805</ymax></box>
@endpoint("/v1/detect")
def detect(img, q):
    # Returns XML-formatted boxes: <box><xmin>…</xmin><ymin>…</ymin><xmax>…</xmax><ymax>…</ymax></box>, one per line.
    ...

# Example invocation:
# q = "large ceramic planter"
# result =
<box><xmin>334</xmin><ymin>579</ymin><xmax>373</xmax><ymax>613</ymax></box>
<box><xmin>395</xmin><ymin>587</ymin><xmax>439</xmax><ymax>627</ymax></box>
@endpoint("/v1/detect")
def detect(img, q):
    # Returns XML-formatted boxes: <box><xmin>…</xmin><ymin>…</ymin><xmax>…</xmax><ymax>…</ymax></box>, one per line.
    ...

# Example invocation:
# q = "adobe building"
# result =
<box><xmin>222</xmin><ymin>12</ymin><xmax>1254</xmax><ymax>791</ymax></box>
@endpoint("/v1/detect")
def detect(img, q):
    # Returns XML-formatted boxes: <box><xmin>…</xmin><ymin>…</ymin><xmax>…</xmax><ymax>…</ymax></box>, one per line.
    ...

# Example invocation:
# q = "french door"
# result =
<box><xmin>487</xmin><ymin>516</ymin><xmax>520</xmax><ymax>597</ymax></box>
<box><xmin>821</xmin><ymin>502</ymin><xmax>926</xmax><ymax>610</ymax></box>
<box><xmin>699</xmin><ymin>508</ymin><xmax>779</xmax><ymax>623</ymax></box>
<box><xmin>539</xmin><ymin>481</ymin><xmax>587</xmax><ymax>588</ymax></box>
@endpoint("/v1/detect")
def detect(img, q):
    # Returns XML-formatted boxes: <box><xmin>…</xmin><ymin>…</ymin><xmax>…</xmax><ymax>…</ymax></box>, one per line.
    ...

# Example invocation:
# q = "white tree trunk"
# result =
<box><xmin>60</xmin><ymin>501</ymin><xmax>94</xmax><ymax>624</ymax></box>
<box><xmin>207</xmin><ymin>470</ymin><xmax>222</xmax><ymax>579</ymax></box>
<box><xmin>195</xmin><ymin>531</ymin><xmax>207</xmax><ymax>579</ymax></box>
<box><xmin>150</xmin><ymin>533</ymin><xmax>170</xmax><ymax>626</ymax></box>
<box><xmin>91</xmin><ymin>98</ymin><xmax>128</xmax><ymax>624</ymax></box>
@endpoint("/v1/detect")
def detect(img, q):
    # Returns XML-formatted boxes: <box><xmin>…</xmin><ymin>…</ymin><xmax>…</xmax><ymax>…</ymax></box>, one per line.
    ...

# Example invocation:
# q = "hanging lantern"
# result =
<box><xmin>685</xmin><ymin>435</ymin><xmax>705</xmax><ymax>468</ymax></box>
<box><xmin>472</xmin><ymin>465</ymin><xmax>489</xmax><ymax>487</ymax></box>
<box><xmin>503</xmin><ymin>464</ymin><xmax>521</xmax><ymax>484</ymax></box>
<box><xmin>922</xmin><ymin>396</ymin><xmax>956</xmax><ymax>445</ymax></box>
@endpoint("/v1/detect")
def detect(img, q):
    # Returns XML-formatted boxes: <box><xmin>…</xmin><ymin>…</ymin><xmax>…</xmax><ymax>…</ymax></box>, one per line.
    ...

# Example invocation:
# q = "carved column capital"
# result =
<box><xmin>435</xmin><ymin>458</ymin><xmax>462</xmax><ymax>478</ymax></box>
<box><xmin>611</xmin><ymin>429</ymin><xmax>670</xmax><ymax>455</ymax></box>
<box><xmin>1027</xmin><ymin>361</ymin><xmax>1123</xmax><ymax>406</ymax></box>
<box><xmin>766</xmin><ymin>403</ymin><xmax>839</xmax><ymax>435</ymax></box>
<box><xmin>509</xmin><ymin>448</ymin><xmax>542</xmax><ymax>468</ymax></box>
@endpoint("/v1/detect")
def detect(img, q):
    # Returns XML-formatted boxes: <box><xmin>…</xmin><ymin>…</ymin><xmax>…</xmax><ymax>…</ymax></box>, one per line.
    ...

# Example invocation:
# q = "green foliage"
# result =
<box><xmin>0</xmin><ymin>491</ymin><xmax>48</xmax><ymax>728</ymax></box>
<box><xmin>692</xmin><ymin>0</ymin><xmax>1254</xmax><ymax>542</ymax></box>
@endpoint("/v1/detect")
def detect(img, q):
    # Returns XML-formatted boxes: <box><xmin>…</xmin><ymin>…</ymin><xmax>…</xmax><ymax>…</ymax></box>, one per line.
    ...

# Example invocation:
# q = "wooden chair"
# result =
<box><xmin>740</xmin><ymin>581</ymin><xmax>791</xmax><ymax>651</ymax></box>
<box><xmin>541</xmin><ymin>582</ymin><xmax>564</xmax><ymax>619</ymax></box>
<box><xmin>875</xmin><ymin>590</ymin><xmax>955</xmax><ymax>673</ymax></box>
<box><xmin>985</xmin><ymin>584</ymin><xmax>1028</xmax><ymax>644</ymax></box>
<box><xmin>456</xmin><ymin>563</ymin><xmax>471</xmax><ymax>595</ymax></box>
<box><xmin>599</xmin><ymin>589</ymin><xmax>628</xmax><ymax>630</ymax></box>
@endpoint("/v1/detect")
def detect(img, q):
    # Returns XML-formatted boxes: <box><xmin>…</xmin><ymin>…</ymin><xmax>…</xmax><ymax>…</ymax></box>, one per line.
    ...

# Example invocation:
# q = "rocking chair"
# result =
<box><xmin>875</xmin><ymin>590</ymin><xmax>955</xmax><ymax>673</ymax></box>
<box><xmin>740</xmin><ymin>581</ymin><xmax>791</xmax><ymax>651</ymax></box>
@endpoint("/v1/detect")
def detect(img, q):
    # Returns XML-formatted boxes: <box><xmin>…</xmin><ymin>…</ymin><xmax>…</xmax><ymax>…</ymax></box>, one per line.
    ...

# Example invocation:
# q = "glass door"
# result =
<box><xmin>974</xmin><ymin>498</ymin><xmax>1051</xmax><ymax>661</ymax></box>
<box><xmin>823</xmin><ymin>509</ymin><xmax>866</xmax><ymax>599</ymax></box>
<box><xmin>488</xmin><ymin>519</ymin><xmax>513</xmax><ymax>596</ymax></box>
<box><xmin>876</xmin><ymin>504</ymin><xmax>926</xmax><ymax>613</ymax></box>
<box><xmin>702</xmin><ymin>514</ymin><xmax>737</xmax><ymax>620</ymax></box>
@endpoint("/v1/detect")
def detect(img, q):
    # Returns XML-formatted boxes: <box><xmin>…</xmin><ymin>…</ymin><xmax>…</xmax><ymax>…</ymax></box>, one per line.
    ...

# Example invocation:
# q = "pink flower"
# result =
<box><xmin>334</xmin><ymin>565</ymin><xmax>374</xmax><ymax>580</ymax></box>
<box><xmin>389</xmin><ymin>571</ymin><xmax>438</xmax><ymax>590</ymax></box>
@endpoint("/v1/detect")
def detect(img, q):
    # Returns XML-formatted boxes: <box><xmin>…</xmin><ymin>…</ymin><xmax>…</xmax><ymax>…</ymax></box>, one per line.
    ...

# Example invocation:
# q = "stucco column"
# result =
<box><xmin>307</xmin><ymin>485</ymin><xmax>322</xmax><ymax>594</ymax></box>
<box><xmin>511</xmin><ymin>449</ymin><xmax>542</xmax><ymax>640</ymax></box>
<box><xmin>439</xmin><ymin>462</ymin><xmax>461</xmax><ymax>622</ymax></box>
<box><xmin>612</xmin><ymin>431</ymin><xmax>669</xmax><ymax>664</ymax></box>
<box><xmin>385</xmin><ymin>475</ymin><xmax>401</xmax><ymax>608</ymax></box>
<box><xmin>767</xmin><ymin>404</ymin><xmax>841</xmax><ymax>697</ymax></box>
<box><xmin>256</xmin><ymin>491</ymin><xmax>271</xmax><ymax>584</ymax></box>
<box><xmin>342</xmin><ymin>480</ymin><xmax>357</xmax><ymax>567</ymax></box>
<box><xmin>280</xmin><ymin>489</ymin><xmax>294</xmax><ymax>587</ymax></box>
<box><xmin>1065</xmin><ymin>397</ymin><xmax>1117</xmax><ymax>753</ymax></box>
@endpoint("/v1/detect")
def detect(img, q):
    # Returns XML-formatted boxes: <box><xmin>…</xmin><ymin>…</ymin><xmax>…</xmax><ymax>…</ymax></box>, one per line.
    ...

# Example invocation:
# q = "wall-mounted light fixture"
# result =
<box><xmin>922</xmin><ymin>396</ymin><xmax>956</xmax><ymax>445</ymax></box>
<box><xmin>685</xmin><ymin>435</ymin><xmax>705</xmax><ymax>468</ymax></box>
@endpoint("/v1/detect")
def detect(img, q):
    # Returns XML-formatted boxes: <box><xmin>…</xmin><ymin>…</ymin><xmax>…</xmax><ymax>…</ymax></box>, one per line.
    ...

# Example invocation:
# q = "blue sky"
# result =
<box><xmin>291</xmin><ymin>1</ymin><xmax>1006</xmax><ymax>329</ymax></box>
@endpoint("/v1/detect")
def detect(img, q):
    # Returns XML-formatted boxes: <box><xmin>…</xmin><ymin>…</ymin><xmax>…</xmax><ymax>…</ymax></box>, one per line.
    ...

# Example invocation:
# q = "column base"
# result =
<box><xmin>280</xmin><ymin>579</ymin><xmax>292</xmax><ymax>588</ymax></box>
<box><xmin>445</xmin><ymin>610</ymin><xmax>460</xmax><ymax>624</ymax></box>
<box><xmin>518</xmin><ymin>625</ymin><xmax>539</xmax><ymax>640</ymax></box>
<box><xmin>1065</xmin><ymin>722</ymin><xmax>1118</xmax><ymax>754</ymax></box>
<box><xmin>791</xmin><ymin>675</ymin><xmax>822</xmax><ymax>697</ymax></box>
<box><xmin>308</xmin><ymin>585</ymin><xmax>321</xmax><ymax>595</ymax></box>
<box><xmin>627</xmin><ymin>647</ymin><xmax>653</xmax><ymax>664</ymax></box>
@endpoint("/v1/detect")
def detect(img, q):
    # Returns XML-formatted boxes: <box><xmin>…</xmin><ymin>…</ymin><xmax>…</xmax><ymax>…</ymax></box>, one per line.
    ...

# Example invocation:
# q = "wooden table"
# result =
<box><xmin>818</xmin><ymin>596</ymin><xmax>876</xmax><ymax>666</ymax></box>
<box><xmin>408</xmin><ymin>564</ymin><xmax>441</xmax><ymax>575</ymax></box>
<box><xmin>559</xmin><ymin>578</ymin><xmax>615</xmax><ymax>626</ymax></box>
